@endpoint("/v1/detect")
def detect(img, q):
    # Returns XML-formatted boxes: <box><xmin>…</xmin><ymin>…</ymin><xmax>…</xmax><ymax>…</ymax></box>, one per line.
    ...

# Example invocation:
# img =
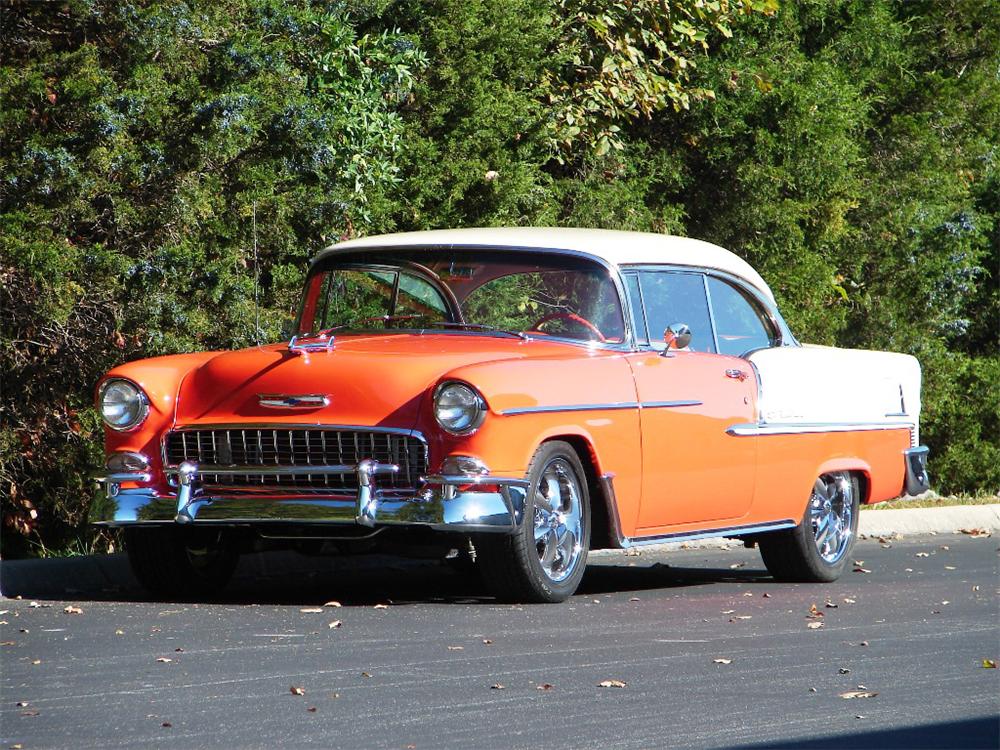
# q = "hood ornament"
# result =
<box><xmin>257</xmin><ymin>394</ymin><xmax>330</xmax><ymax>409</ymax></box>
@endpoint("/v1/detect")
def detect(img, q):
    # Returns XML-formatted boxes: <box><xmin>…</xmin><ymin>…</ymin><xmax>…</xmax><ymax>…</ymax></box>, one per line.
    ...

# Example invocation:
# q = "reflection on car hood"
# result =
<box><xmin>173</xmin><ymin>334</ymin><xmax>571</xmax><ymax>428</ymax></box>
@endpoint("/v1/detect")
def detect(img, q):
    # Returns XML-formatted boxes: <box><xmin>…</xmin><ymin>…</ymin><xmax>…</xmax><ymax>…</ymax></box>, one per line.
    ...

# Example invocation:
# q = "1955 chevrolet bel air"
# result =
<box><xmin>93</xmin><ymin>228</ymin><xmax>930</xmax><ymax>602</ymax></box>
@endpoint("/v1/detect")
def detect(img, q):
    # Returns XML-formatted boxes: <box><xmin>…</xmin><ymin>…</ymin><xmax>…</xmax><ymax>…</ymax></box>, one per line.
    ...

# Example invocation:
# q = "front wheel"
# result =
<box><xmin>124</xmin><ymin>527</ymin><xmax>239</xmax><ymax>597</ymax></box>
<box><xmin>758</xmin><ymin>472</ymin><xmax>860</xmax><ymax>583</ymax></box>
<box><xmin>476</xmin><ymin>441</ymin><xmax>591</xmax><ymax>603</ymax></box>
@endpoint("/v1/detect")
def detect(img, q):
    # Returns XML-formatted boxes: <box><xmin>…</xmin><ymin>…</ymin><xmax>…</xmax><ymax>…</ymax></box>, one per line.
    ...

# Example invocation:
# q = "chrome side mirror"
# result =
<box><xmin>661</xmin><ymin>323</ymin><xmax>692</xmax><ymax>357</ymax></box>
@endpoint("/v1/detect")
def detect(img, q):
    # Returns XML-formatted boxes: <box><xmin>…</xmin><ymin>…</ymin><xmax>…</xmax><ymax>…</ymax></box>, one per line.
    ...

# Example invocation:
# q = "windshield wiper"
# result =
<box><xmin>430</xmin><ymin>322</ymin><xmax>529</xmax><ymax>340</ymax></box>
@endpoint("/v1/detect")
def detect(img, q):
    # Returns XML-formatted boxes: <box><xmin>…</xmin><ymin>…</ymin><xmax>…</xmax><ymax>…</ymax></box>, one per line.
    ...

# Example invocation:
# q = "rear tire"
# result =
<box><xmin>476</xmin><ymin>441</ymin><xmax>591</xmax><ymax>603</ymax></box>
<box><xmin>758</xmin><ymin>472</ymin><xmax>860</xmax><ymax>583</ymax></box>
<box><xmin>124</xmin><ymin>527</ymin><xmax>239</xmax><ymax>597</ymax></box>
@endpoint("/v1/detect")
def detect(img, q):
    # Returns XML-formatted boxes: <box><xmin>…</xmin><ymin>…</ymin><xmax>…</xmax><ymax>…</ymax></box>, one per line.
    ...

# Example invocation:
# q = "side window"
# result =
<box><xmin>638</xmin><ymin>271</ymin><xmax>716</xmax><ymax>353</ymax></box>
<box><xmin>706</xmin><ymin>276</ymin><xmax>776</xmax><ymax>356</ymax></box>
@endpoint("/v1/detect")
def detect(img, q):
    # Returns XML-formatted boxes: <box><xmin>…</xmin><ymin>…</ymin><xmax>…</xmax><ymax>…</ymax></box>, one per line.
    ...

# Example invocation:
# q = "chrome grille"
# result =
<box><xmin>164</xmin><ymin>428</ymin><xmax>427</xmax><ymax>490</ymax></box>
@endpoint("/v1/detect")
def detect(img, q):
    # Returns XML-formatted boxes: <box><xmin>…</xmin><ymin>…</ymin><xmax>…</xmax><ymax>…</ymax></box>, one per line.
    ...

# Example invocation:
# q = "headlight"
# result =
<box><xmin>99</xmin><ymin>378</ymin><xmax>149</xmax><ymax>431</ymax></box>
<box><xmin>433</xmin><ymin>382</ymin><xmax>486</xmax><ymax>435</ymax></box>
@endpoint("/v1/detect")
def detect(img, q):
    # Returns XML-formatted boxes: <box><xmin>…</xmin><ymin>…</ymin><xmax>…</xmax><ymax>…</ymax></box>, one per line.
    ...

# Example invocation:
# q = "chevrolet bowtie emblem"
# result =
<box><xmin>257</xmin><ymin>394</ymin><xmax>330</xmax><ymax>409</ymax></box>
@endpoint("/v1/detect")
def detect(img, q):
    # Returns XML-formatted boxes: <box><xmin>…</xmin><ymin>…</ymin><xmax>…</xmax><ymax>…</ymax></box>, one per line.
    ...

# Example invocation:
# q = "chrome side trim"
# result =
<box><xmin>621</xmin><ymin>520</ymin><xmax>798</xmax><ymax>548</ymax></box>
<box><xmin>94</xmin><ymin>472</ymin><xmax>152</xmax><ymax>498</ymax></box>
<box><xmin>257</xmin><ymin>394</ymin><xmax>331</xmax><ymax>409</ymax></box>
<box><xmin>641</xmin><ymin>400</ymin><xmax>703</xmax><ymax>409</ymax></box>
<box><xmin>166</xmin><ymin>423</ymin><xmax>425</xmax><ymax>438</ymax></box>
<box><xmin>726</xmin><ymin>421</ymin><xmax>914</xmax><ymax>437</ymax></box>
<box><xmin>500</xmin><ymin>400</ymin><xmax>701</xmax><ymax>416</ymax></box>
<box><xmin>500</xmin><ymin>402</ymin><xmax>637</xmax><ymax>416</ymax></box>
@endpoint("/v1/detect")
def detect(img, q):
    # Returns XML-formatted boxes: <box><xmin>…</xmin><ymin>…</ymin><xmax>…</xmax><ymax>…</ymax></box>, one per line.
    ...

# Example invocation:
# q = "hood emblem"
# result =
<box><xmin>257</xmin><ymin>394</ymin><xmax>330</xmax><ymax>409</ymax></box>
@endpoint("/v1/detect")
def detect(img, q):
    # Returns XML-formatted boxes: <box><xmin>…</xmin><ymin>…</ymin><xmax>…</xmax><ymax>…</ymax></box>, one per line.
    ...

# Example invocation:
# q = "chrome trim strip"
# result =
<box><xmin>422</xmin><ymin>474</ymin><xmax>529</xmax><ymax>486</ymax></box>
<box><xmin>622</xmin><ymin>520</ymin><xmax>798</xmax><ymax>548</ymax></box>
<box><xmin>500</xmin><ymin>402</ymin><xmax>638</xmax><ymax>416</ymax></box>
<box><xmin>257</xmin><ymin>394</ymin><xmax>331</xmax><ymax>409</ymax></box>
<box><xmin>500</xmin><ymin>400</ymin><xmax>702</xmax><ymax>416</ymax></box>
<box><xmin>641</xmin><ymin>400</ymin><xmax>703</xmax><ymax>409</ymax></box>
<box><xmin>164</xmin><ymin>464</ymin><xmax>368</xmax><ymax>477</ymax></box>
<box><xmin>726</xmin><ymin>421</ymin><xmax>915</xmax><ymax>437</ymax></box>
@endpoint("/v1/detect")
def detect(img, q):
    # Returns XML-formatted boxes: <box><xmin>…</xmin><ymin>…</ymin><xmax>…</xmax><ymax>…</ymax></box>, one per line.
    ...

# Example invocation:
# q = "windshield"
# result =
<box><xmin>298</xmin><ymin>249</ymin><xmax>626</xmax><ymax>344</ymax></box>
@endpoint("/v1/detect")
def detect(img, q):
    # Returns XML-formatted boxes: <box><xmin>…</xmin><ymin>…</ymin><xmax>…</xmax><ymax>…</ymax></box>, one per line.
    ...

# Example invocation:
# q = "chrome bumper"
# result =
<box><xmin>92</xmin><ymin>460</ymin><xmax>528</xmax><ymax>534</ymax></box>
<box><xmin>903</xmin><ymin>445</ymin><xmax>930</xmax><ymax>496</ymax></box>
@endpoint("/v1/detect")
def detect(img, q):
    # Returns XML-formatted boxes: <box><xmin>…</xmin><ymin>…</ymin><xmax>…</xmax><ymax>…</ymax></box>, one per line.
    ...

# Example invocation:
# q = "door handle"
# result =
<box><xmin>725</xmin><ymin>368</ymin><xmax>749</xmax><ymax>381</ymax></box>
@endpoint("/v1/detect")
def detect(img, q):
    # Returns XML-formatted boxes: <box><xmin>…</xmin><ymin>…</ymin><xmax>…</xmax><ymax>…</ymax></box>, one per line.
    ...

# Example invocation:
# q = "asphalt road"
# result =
<box><xmin>2</xmin><ymin>533</ymin><xmax>998</xmax><ymax>750</ymax></box>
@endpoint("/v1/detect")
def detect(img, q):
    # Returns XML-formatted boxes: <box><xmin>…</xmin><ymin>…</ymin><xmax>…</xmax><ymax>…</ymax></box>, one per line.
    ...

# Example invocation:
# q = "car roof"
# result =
<box><xmin>318</xmin><ymin>227</ymin><xmax>775</xmax><ymax>302</ymax></box>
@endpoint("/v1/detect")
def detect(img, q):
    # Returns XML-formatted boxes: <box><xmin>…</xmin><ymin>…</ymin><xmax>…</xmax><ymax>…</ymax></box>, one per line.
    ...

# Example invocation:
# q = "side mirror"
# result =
<box><xmin>661</xmin><ymin>323</ymin><xmax>692</xmax><ymax>357</ymax></box>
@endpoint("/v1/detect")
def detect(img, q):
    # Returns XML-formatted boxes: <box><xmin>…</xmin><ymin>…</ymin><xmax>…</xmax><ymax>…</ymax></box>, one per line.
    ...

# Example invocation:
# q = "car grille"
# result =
<box><xmin>164</xmin><ymin>428</ymin><xmax>427</xmax><ymax>491</ymax></box>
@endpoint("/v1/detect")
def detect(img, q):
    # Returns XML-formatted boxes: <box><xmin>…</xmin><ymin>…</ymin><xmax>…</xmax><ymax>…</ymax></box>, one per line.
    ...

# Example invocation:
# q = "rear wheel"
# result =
<box><xmin>124</xmin><ymin>527</ymin><xmax>239</xmax><ymax>597</ymax></box>
<box><xmin>476</xmin><ymin>441</ymin><xmax>590</xmax><ymax>603</ymax></box>
<box><xmin>758</xmin><ymin>472</ymin><xmax>859</xmax><ymax>583</ymax></box>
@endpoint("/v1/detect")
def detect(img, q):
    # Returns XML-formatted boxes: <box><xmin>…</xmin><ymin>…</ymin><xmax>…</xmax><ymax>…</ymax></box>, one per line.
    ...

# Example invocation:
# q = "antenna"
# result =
<box><xmin>253</xmin><ymin>201</ymin><xmax>260</xmax><ymax>345</ymax></box>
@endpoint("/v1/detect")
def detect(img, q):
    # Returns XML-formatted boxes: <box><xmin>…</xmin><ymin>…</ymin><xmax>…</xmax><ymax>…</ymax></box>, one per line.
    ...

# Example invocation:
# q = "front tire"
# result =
<box><xmin>124</xmin><ymin>527</ymin><xmax>239</xmax><ymax>597</ymax></box>
<box><xmin>758</xmin><ymin>472</ymin><xmax>860</xmax><ymax>583</ymax></box>
<box><xmin>476</xmin><ymin>441</ymin><xmax>591</xmax><ymax>603</ymax></box>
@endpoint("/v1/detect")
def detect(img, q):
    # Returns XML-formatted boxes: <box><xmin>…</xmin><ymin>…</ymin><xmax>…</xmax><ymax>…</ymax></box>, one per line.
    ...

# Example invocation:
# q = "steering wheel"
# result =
<box><xmin>527</xmin><ymin>312</ymin><xmax>607</xmax><ymax>342</ymax></box>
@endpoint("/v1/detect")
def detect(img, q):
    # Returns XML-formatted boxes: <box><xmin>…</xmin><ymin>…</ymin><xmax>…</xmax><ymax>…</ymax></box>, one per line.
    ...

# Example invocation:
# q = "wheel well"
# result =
<box><xmin>542</xmin><ymin>434</ymin><xmax>614</xmax><ymax>551</ymax></box>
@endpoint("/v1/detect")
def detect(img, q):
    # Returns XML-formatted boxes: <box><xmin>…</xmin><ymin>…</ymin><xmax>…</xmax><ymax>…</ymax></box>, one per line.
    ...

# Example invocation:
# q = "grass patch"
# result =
<box><xmin>864</xmin><ymin>492</ymin><xmax>999</xmax><ymax>511</ymax></box>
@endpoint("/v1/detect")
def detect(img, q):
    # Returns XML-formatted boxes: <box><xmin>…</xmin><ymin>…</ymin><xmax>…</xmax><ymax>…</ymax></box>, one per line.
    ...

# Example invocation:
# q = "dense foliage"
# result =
<box><xmin>2</xmin><ymin>0</ymin><xmax>997</xmax><ymax>554</ymax></box>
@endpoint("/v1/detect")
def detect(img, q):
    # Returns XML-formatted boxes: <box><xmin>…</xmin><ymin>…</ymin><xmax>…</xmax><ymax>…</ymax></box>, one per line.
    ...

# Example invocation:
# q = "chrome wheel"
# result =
<box><xmin>809</xmin><ymin>472</ymin><xmax>854</xmax><ymax>564</ymax></box>
<box><xmin>532</xmin><ymin>458</ymin><xmax>585</xmax><ymax>583</ymax></box>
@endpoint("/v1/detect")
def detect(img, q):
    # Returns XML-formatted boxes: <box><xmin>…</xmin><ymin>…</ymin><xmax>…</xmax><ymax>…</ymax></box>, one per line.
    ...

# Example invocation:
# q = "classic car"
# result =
<box><xmin>93</xmin><ymin>228</ymin><xmax>930</xmax><ymax>602</ymax></box>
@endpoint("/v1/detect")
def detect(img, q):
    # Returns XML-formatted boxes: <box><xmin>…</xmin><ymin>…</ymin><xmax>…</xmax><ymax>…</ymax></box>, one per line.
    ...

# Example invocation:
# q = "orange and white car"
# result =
<box><xmin>93</xmin><ymin>228</ymin><xmax>930</xmax><ymax>602</ymax></box>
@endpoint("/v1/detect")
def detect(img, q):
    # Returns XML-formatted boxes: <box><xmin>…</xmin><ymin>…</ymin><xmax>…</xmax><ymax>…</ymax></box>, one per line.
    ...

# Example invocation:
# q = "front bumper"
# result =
<box><xmin>93</xmin><ymin>460</ymin><xmax>528</xmax><ymax>534</ymax></box>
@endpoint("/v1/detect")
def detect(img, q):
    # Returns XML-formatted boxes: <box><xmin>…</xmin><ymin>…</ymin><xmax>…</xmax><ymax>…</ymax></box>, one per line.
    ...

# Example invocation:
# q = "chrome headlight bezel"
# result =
<box><xmin>98</xmin><ymin>378</ymin><xmax>150</xmax><ymax>432</ymax></box>
<box><xmin>433</xmin><ymin>381</ymin><xmax>487</xmax><ymax>436</ymax></box>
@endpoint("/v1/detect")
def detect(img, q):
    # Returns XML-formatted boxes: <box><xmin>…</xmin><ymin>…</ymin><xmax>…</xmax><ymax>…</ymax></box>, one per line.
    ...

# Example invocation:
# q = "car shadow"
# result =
<box><xmin>0</xmin><ymin>550</ymin><xmax>775</xmax><ymax>607</ymax></box>
<box><xmin>718</xmin><ymin>716</ymin><xmax>1000</xmax><ymax>750</ymax></box>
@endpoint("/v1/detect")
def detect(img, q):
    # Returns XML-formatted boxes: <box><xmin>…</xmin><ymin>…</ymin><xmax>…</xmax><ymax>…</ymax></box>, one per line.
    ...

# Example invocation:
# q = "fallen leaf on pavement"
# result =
<box><xmin>982</xmin><ymin>659</ymin><xmax>997</xmax><ymax>669</ymax></box>
<box><xmin>300</xmin><ymin>608</ymin><xmax>323</xmax><ymax>613</ymax></box>
<box><xmin>729</xmin><ymin>616</ymin><xmax>752</xmax><ymax>622</ymax></box>
<box><xmin>20</xmin><ymin>710</ymin><xmax>40</xmax><ymax>717</ymax></box>
<box><xmin>713</xmin><ymin>658</ymin><xmax>732</xmax><ymax>665</ymax></box>
<box><xmin>447</xmin><ymin>646</ymin><xmax>464</xmax><ymax>651</ymax></box>
<box><xmin>807</xmin><ymin>622</ymin><xmax>824</xmax><ymax>629</ymax></box>
<box><xmin>290</xmin><ymin>686</ymin><xmax>305</xmax><ymax>696</ymax></box>
<box><xmin>729</xmin><ymin>562</ymin><xmax>745</xmax><ymax>569</ymax></box>
<box><xmin>916</xmin><ymin>552</ymin><xmax>930</xmax><ymax>558</ymax></box>
<box><xmin>843</xmin><ymin>598</ymin><xmax>856</xmax><ymax>604</ymax></box>
<box><xmin>840</xmin><ymin>691</ymin><xmax>877</xmax><ymax>699</ymax></box>
<box><xmin>307</xmin><ymin>706</ymin><xmax>317</xmax><ymax>713</ymax></box>
<box><xmin>373</xmin><ymin>604</ymin><xmax>389</xmax><ymax>610</ymax></box>
<box><xmin>960</xmin><ymin>528</ymin><xmax>991</xmax><ymax>538</ymax></box>
<box><xmin>327</xmin><ymin>620</ymin><xmax>342</xmax><ymax>629</ymax></box>
<box><xmin>808</xmin><ymin>603</ymin><xmax>824</xmax><ymax>618</ymax></box>
<box><xmin>361</xmin><ymin>672</ymin><xmax>372</xmax><ymax>678</ymax></box>
<box><xmin>490</xmin><ymin>683</ymin><xmax>505</xmax><ymax>690</ymax></box>
<box><xmin>482</xmin><ymin>639</ymin><xmax>493</xmax><ymax>645</ymax></box>
<box><xmin>161</xmin><ymin>722</ymin><xmax>172</xmax><ymax>728</ymax></box>
<box><xmin>115</xmin><ymin>629</ymin><xmax>124</xmax><ymax>635</ymax></box>
<box><xmin>63</xmin><ymin>606</ymin><xmax>83</xmax><ymax>615</ymax></box>
<box><xmin>16</xmin><ymin>701</ymin><xmax>29</xmax><ymax>707</ymax></box>
<box><xmin>722</xmin><ymin>609</ymin><xmax>735</xmax><ymax>614</ymax></box>
<box><xmin>858</xmin><ymin>641</ymin><xmax>869</xmax><ymax>647</ymax></box>
<box><xmin>853</xmin><ymin>567</ymin><xmax>872</xmax><ymax>574</ymax></box>
<box><xmin>155</xmin><ymin>657</ymin><xmax>172</xmax><ymax>663</ymax></box>
<box><xmin>323</xmin><ymin>601</ymin><xmax>342</xmax><ymax>608</ymax></box>
<box><xmin>536</xmin><ymin>683</ymin><xmax>554</xmax><ymax>690</ymax></box>
<box><xmin>825</xmin><ymin>601</ymin><xmax>838</xmax><ymax>609</ymax></box>
<box><xmin>31</xmin><ymin>659</ymin><xmax>41</xmax><ymax>665</ymax></box>
<box><xmin>598</xmin><ymin>679</ymin><xmax>627</xmax><ymax>688</ymax></box>
<box><xmin>762</xmin><ymin>593</ymin><xmax>772</xmax><ymax>598</ymax></box>
<box><xmin>945</xmin><ymin>566</ymin><xmax>957</xmax><ymax>570</ymax></box>
<box><xmin>839</xmin><ymin>667</ymin><xmax>851</xmax><ymax>674</ymax></box>
<box><xmin>629</xmin><ymin>597</ymin><xmax>640</xmax><ymax>602</ymax></box>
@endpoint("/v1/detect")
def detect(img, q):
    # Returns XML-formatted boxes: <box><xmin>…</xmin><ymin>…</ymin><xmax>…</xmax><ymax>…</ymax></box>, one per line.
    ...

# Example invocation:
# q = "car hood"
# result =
<box><xmin>173</xmin><ymin>334</ymin><xmax>556</xmax><ymax>429</ymax></box>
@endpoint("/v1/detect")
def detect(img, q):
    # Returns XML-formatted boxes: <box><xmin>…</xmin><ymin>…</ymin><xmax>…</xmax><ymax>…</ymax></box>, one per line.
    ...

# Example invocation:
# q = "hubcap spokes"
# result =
<box><xmin>809</xmin><ymin>473</ymin><xmax>854</xmax><ymax>564</ymax></box>
<box><xmin>533</xmin><ymin>460</ymin><xmax>584</xmax><ymax>583</ymax></box>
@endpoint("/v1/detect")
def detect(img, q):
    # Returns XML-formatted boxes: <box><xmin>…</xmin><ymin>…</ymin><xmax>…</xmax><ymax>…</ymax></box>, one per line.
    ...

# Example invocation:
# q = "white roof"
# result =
<box><xmin>322</xmin><ymin>227</ymin><xmax>774</xmax><ymax>301</ymax></box>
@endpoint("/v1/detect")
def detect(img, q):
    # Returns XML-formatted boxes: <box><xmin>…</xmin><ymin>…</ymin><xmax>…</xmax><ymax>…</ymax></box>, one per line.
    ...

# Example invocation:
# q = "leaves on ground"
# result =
<box><xmin>447</xmin><ymin>645</ymin><xmax>464</xmax><ymax>651</ymax></box>
<box><xmin>536</xmin><ymin>683</ymin><xmax>554</xmax><ymax>690</ymax></box>
<box><xmin>598</xmin><ymin>679</ymin><xmax>627</xmax><ymax>688</ymax></box>
<box><xmin>300</xmin><ymin>608</ymin><xmax>323</xmax><ymax>614</ymax></box>
<box><xmin>713</xmin><ymin>658</ymin><xmax>732</xmax><ymax>665</ymax></box>
<box><xmin>982</xmin><ymin>659</ymin><xmax>997</xmax><ymax>669</ymax></box>
<box><xmin>323</xmin><ymin>601</ymin><xmax>343</xmax><ymax>608</ymax></box>
<box><xmin>807</xmin><ymin>622</ymin><xmax>824</xmax><ymax>629</ymax></box>
<box><xmin>373</xmin><ymin>604</ymin><xmax>389</xmax><ymax>610</ymax></box>
<box><xmin>327</xmin><ymin>620</ymin><xmax>342</xmax><ymax>629</ymax></box>
<box><xmin>290</xmin><ymin>686</ymin><xmax>305</xmax><ymax>696</ymax></box>
<box><xmin>840</xmin><ymin>690</ymin><xmax>878</xmax><ymax>699</ymax></box>
<box><xmin>155</xmin><ymin>657</ymin><xmax>172</xmax><ymax>663</ymax></box>
<box><xmin>490</xmin><ymin>683</ymin><xmax>505</xmax><ymax>690</ymax></box>
<box><xmin>63</xmin><ymin>605</ymin><xmax>83</xmax><ymax>615</ymax></box>
<box><xmin>959</xmin><ymin>528</ymin><xmax>991</xmax><ymax>537</ymax></box>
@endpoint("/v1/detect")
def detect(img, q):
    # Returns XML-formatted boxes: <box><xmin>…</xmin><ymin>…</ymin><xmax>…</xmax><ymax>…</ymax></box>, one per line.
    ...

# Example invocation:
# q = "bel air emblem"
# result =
<box><xmin>257</xmin><ymin>394</ymin><xmax>330</xmax><ymax>409</ymax></box>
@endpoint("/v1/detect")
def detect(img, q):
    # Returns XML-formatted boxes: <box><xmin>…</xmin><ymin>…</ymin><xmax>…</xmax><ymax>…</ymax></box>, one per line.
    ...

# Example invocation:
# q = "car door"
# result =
<box><xmin>624</xmin><ymin>270</ymin><xmax>759</xmax><ymax>531</ymax></box>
